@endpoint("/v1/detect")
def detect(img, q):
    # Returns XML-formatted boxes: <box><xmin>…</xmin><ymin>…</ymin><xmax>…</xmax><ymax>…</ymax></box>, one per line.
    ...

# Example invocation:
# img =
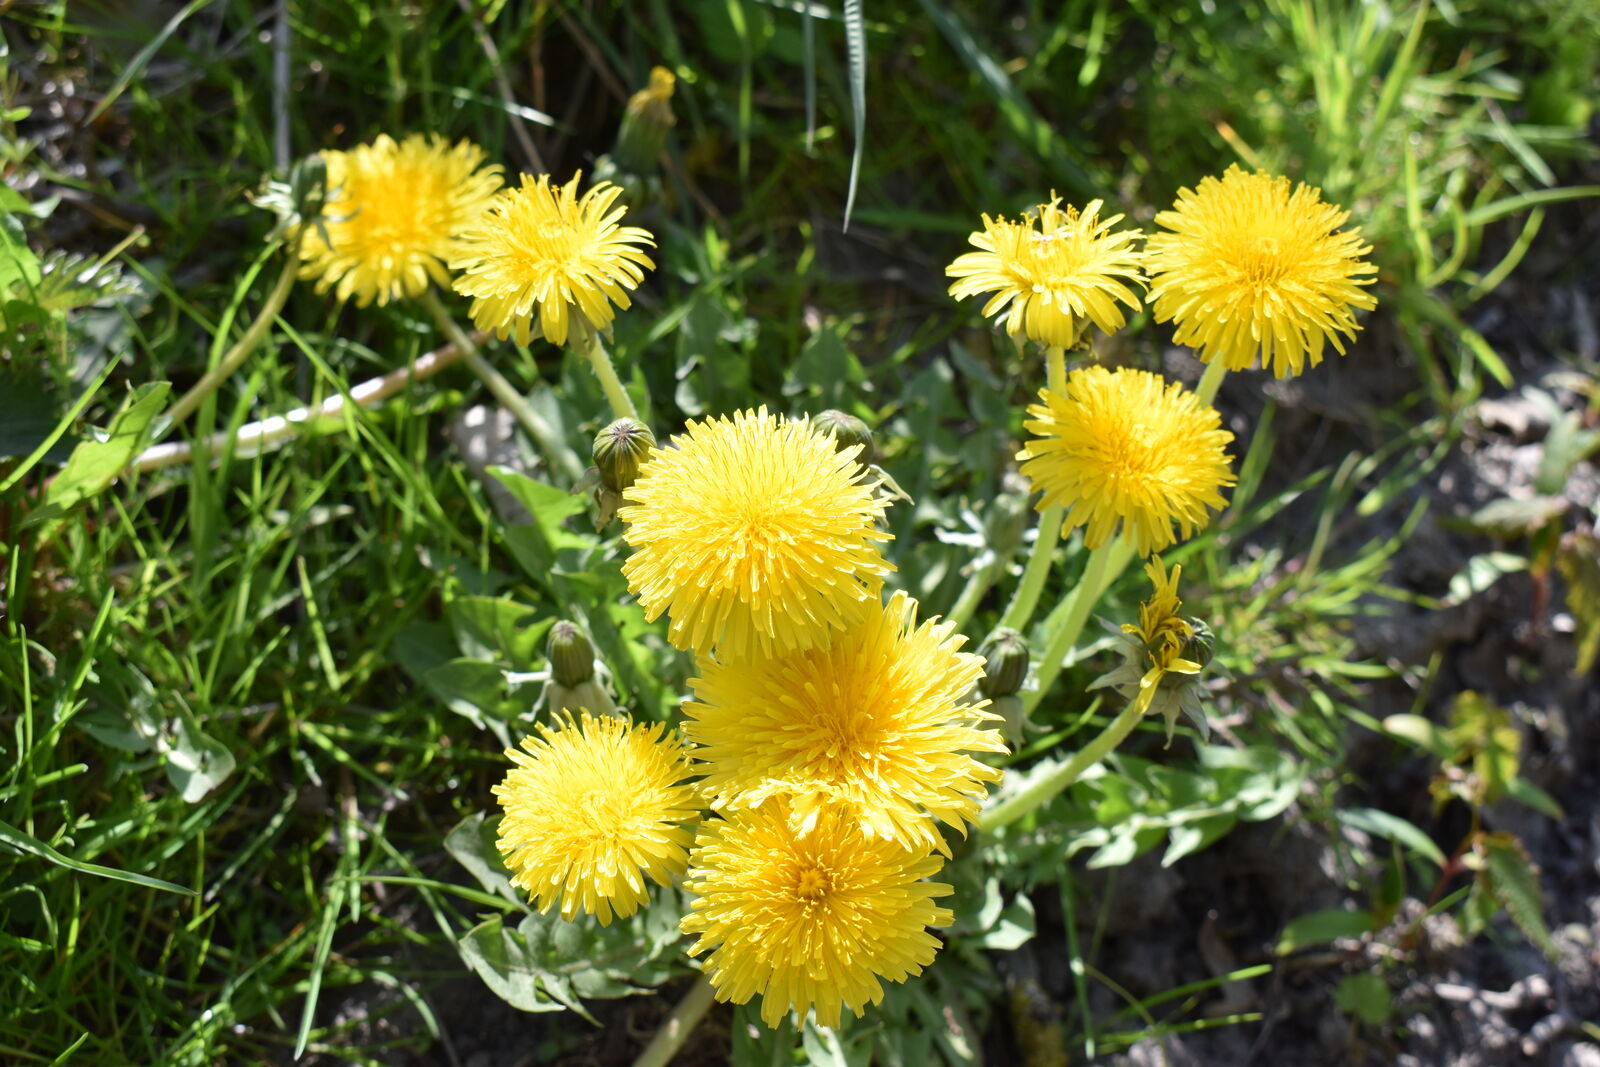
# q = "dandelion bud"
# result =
<box><xmin>978</xmin><ymin>627</ymin><xmax>1030</xmax><ymax>699</ymax></box>
<box><xmin>613</xmin><ymin>66</ymin><xmax>677</xmax><ymax>176</ymax></box>
<box><xmin>592</xmin><ymin>417</ymin><xmax>656</xmax><ymax>495</ymax></box>
<box><xmin>547</xmin><ymin>621</ymin><xmax>596</xmax><ymax>687</ymax></box>
<box><xmin>1178</xmin><ymin>618</ymin><xmax>1215</xmax><ymax>671</ymax></box>
<box><xmin>811</xmin><ymin>409</ymin><xmax>875</xmax><ymax>463</ymax></box>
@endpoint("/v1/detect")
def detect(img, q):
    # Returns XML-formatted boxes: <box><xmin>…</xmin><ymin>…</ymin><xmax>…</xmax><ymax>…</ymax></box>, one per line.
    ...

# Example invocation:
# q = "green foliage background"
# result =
<box><xmin>1</xmin><ymin>0</ymin><xmax>1595</xmax><ymax>1063</ymax></box>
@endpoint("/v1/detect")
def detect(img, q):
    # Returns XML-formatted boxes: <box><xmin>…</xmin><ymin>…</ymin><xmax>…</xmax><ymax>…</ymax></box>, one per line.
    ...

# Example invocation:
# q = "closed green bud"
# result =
<box><xmin>592</xmin><ymin>417</ymin><xmax>655</xmax><ymax>495</ymax></box>
<box><xmin>812</xmin><ymin>409</ymin><xmax>874</xmax><ymax>462</ymax></box>
<box><xmin>613</xmin><ymin>66</ymin><xmax>677</xmax><ymax>176</ymax></box>
<box><xmin>547</xmin><ymin>621</ymin><xmax>596</xmax><ymax>688</ymax></box>
<box><xmin>978</xmin><ymin>627</ymin><xmax>1030</xmax><ymax>699</ymax></box>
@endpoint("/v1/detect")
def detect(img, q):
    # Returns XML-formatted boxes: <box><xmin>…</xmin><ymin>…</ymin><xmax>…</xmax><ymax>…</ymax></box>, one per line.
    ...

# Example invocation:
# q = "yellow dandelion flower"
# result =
<box><xmin>620</xmin><ymin>407</ymin><xmax>894</xmax><ymax>663</ymax></box>
<box><xmin>681</xmin><ymin>801</ymin><xmax>955</xmax><ymax>1029</ymax></box>
<box><xmin>492</xmin><ymin>711</ymin><xmax>699</xmax><ymax>925</ymax></box>
<box><xmin>1018</xmin><ymin>366</ymin><xmax>1236</xmax><ymax>555</ymax></box>
<box><xmin>1145</xmin><ymin>164</ymin><xmax>1378</xmax><ymax>377</ymax></box>
<box><xmin>1090</xmin><ymin>557</ymin><xmax>1215</xmax><ymax>742</ymax></box>
<box><xmin>449</xmin><ymin>172</ymin><xmax>655</xmax><ymax>347</ymax></box>
<box><xmin>946</xmin><ymin>197</ymin><xmax>1145</xmax><ymax>349</ymax></box>
<box><xmin>683</xmin><ymin>590</ymin><xmax>1007</xmax><ymax>855</ymax></box>
<box><xmin>297</xmin><ymin>133</ymin><xmax>503</xmax><ymax>308</ymax></box>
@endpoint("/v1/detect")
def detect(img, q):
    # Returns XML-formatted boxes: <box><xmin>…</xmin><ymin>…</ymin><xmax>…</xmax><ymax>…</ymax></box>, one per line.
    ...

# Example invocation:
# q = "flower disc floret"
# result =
<box><xmin>1018</xmin><ymin>366</ymin><xmax>1236</xmax><ymax>555</ymax></box>
<box><xmin>681</xmin><ymin>802</ymin><xmax>954</xmax><ymax>1028</ymax></box>
<box><xmin>297</xmin><ymin>133</ymin><xmax>502</xmax><ymax>307</ymax></box>
<box><xmin>1144</xmin><ymin>165</ymin><xmax>1377</xmax><ymax>377</ymax></box>
<box><xmin>493</xmin><ymin>711</ymin><xmax>699</xmax><ymax>925</ymax></box>
<box><xmin>620</xmin><ymin>407</ymin><xmax>894</xmax><ymax>663</ymax></box>
<box><xmin>947</xmin><ymin>197</ymin><xmax>1145</xmax><ymax>348</ymax></box>
<box><xmin>683</xmin><ymin>591</ymin><xmax>1007</xmax><ymax>855</ymax></box>
<box><xmin>450</xmin><ymin>172</ymin><xmax>655</xmax><ymax>346</ymax></box>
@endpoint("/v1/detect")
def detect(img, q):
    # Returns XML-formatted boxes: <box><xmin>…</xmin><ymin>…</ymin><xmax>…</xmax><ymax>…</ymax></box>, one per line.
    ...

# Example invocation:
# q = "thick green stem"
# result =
<box><xmin>1194</xmin><ymin>357</ymin><xmax>1227</xmax><ymax>407</ymax></box>
<box><xmin>998</xmin><ymin>345</ymin><xmax>1069</xmax><ymax>633</ymax></box>
<box><xmin>421</xmin><ymin>290</ymin><xmax>583</xmax><ymax>483</ymax></box>
<box><xmin>631</xmin><ymin>974</ymin><xmax>716</xmax><ymax>1067</ymax></box>
<box><xmin>982</xmin><ymin>692</ymin><xmax>1146</xmax><ymax>832</ymax></box>
<box><xmin>582</xmin><ymin>330</ymin><xmax>640</xmax><ymax>421</ymax></box>
<box><xmin>164</xmin><ymin>245</ymin><xmax>299</xmax><ymax>429</ymax></box>
<box><xmin>946</xmin><ymin>557</ymin><xmax>1002</xmax><ymax>632</ymax></box>
<box><xmin>1025</xmin><ymin>535</ymin><xmax>1135</xmax><ymax>713</ymax></box>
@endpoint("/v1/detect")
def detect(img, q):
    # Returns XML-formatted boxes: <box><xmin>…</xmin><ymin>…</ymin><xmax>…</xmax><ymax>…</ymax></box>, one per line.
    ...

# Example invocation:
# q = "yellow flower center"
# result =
<box><xmin>794</xmin><ymin>866</ymin><xmax>832</xmax><ymax>901</ymax></box>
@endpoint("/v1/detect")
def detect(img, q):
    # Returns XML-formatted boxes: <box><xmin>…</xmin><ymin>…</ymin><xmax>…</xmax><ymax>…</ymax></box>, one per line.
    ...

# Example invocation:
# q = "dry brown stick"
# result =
<box><xmin>129</xmin><ymin>337</ymin><xmax>476</xmax><ymax>475</ymax></box>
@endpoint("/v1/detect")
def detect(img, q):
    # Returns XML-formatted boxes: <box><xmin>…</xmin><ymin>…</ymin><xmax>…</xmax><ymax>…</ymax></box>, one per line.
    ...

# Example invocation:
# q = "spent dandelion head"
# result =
<box><xmin>1018</xmin><ymin>365</ymin><xmax>1236</xmax><ymax>555</ymax></box>
<box><xmin>683</xmin><ymin>590</ymin><xmax>1007</xmax><ymax>855</ymax></box>
<box><xmin>1090</xmin><ymin>557</ymin><xmax>1216</xmax><ymax>743</ymax></box>
<box><xmin>449</xmin><ymin>172</ymin><xmax>655</xmax><ymax>347</ymax></box>
<box><xmin>947</xmin><ymin>197</ymin><xmax>1145</xmax><ymax>349</ymax></box>
<box><xmin>492</xmin><ymin>711</ymin><xmax>699</xmax><ymax>925</ymax></box>
<box><xmin>681</xmin><ymin>801</ymin><xmax>954</xmax><ymax>1029</ymax></box>
<box><xmin>619</xmin><ymin>407</ymin><xmax>894</xmax><ymax>663</ymax></box>
<box><xmin>295</xmin><ymin>133</ymin><xmax>503</xmax><ymax>308</ymax></box>
<box><xmin>1145</xmin><ymin>164</ymin><xmax>1378</xmax><ymax>377</ymax></box>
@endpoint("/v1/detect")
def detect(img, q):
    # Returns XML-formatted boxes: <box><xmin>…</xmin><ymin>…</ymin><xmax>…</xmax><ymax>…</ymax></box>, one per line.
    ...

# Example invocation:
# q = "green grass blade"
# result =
<box><xmin>0</xmin><ymin>819</ymin><xmax>195</xmax><ymax>896</ymax></box>
<box><xmin>841</xmin><ymin>0</ymin><xmax>867</xmax><ymax>230</ymax></box>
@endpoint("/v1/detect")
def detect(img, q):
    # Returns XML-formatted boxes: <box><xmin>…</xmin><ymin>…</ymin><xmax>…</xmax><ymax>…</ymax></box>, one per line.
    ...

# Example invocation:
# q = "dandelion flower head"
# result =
<box><xmin>620</xmin><ymin>407</ymin><xmax>894</xmax><ymax>663</ymax></box>
<box><xmin>1090</xmin><ymin>557</ymin><xmax>1213</xmax><ymax>742</ymax></box>
<box><xmin>946</xmin><ymin>197</ymin><xmax>1145</xmax><ymax>349</ymax></box>
<box><xmin>681</xmin><ymin>801</ymin><xmax>954</xmax><ymax>1028</ymax></box>
<box><xmin>1144</xmin><ymin>164</ymin><xmax>1377</xmax><ymax>377</ymax></box>
<box><xmin>683</xmin><ymin>590</ymin><xmax>1007</xmax><ymax>855</ymax></box>
<box><xmin>1019</xmin><ymin>366</ymin><xmax>1235</xmax><ymax>555</ymax></box>
<box><xmin>493</xmin><ymin>711</ymin><xmax>699</xmax><ymax>925</ymax></box>
<box><xmin>450</xmin><ymin>172</ymin><xmax>655</xmax><ymax>347</ymax></box>
<box><xmin>297</xmin><ymin>133</ymin><xmax>502</xmax><ymax>307</ymax></box>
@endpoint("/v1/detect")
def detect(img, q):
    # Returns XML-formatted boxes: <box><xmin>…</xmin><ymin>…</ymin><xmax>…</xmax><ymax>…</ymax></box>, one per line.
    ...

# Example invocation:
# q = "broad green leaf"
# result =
<box><xmin>1336</xmin><ymin>807</ymin><xmax>1446</xmax><ymax>869</ymax></box>
<box><xmin>165</xmin><ymin>716</ymin><xmax>235</xmax><ymax>803</ymax></box>
<box><xmin>1276</xmin><ymin>908</ymin><xmax>1376</xmax><ymax>955</ymax></box>
<box><xmin>0</xmin><ymin>203</ymin><xmax>41</xmax><ymax>301</ymax></box>
<box><xmin>24</xmin><ymin>382</ymin><xmax>171</xmax><ymax>527</ymax></box>
<box><xmin>0</xmin><ymin>368</ymin><xmax>73</xmax><ymax>464</ymax></box>
<box><xmin>444</xmin><ymin>812</ymin><xmax>527</xmax><ymax>908</ymax></box>
<box><xmin>1446</xmin><ymin>691</ymin><xmax>1520</xmax><ymax>806</ymax></box>
<box><xmin>1333</xmin><ymin>972</ymin><xmax>1391</xmax><ymax>1025</ymax></box>
<box><xmin>1163</xmin><ymin>813</ymin><xmax>1237</xmax><ymax>867</ymax></box>
<box><xmin>1505</xmin><ymin>776</ymin><xmax>1563</xmax><ymax>820</ymax></box>
<box><xmin>973</xmin><ymin>890</ymin><xmax>1035</xmax><ymax>951</ymax></box>
<box><xmin>1481</xmin><ymin>831</ymin><xmax>1559</xmax><ymax>961</ymax></box>
<box><xmin>1536</xmin><ymin>412</ymin><xmax>1600</xmax><ymax>495</ymax></box>
<box><xmin>445</xmin><ymin>596</ymin><xmax>550</xmax><ymax>668</ymax></box>
<box><xmin>457</xmin><ymin>914</ymin><xmax>584</xmax><ymax>1016</ymax></box>
<box><xmin>0</xmin><ymin>819</ymin><xmax>194</xmax><ymax>896</ymax></box>
<box><xmin>1556</xmin><ymin>535</ymin><xmax>1600</xmax><ymax>675</ymax></box>
<box><xmin>1463</xmin><ymin>495</ymin><xmax>1567</xmax><ymax>539</ymax></box>
<box><xmin>456</xmin><ymin>891</ymin><xmax>685</xmax><ymax>1019</ymax></box>
<box><xmin>488</xmin><ymin>466</ymin><xmax>592</xmax><ymax>582</ymax></box>
<box><xmin>1381</xmin><ymin>713</ymin><xmax>1453</xmax><ymax>760</ymax></box>
<box><xmin>1443</xmin><ymin>552</ymin><xmax>1527</xmax><ymax>606</ymax></box>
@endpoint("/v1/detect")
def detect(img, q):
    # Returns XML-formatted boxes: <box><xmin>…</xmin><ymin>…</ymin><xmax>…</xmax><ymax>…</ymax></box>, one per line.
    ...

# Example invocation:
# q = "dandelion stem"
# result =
<box><xmin>581</xmin><ymin>329</ymin><xmax>641</xmax><ymax>421</ymax></box>
<box><xmin>163</xmin><ymin>243</ymin><xmax>299</xmax><ymax>429</ymax></box>
<box><xmin>631</xmin><ymin>974</ymin><xmax>716</xmax><ymax>1067</ymax></box>
<box><xmin>997</xmin><ymin>345</ymin><xmax>1068</xmax><ymax>633</ymax></box>
<box><xmin>946</xmin><ymin>555</ymin><xmax>1003</xmax><ymax>632</ymax></box>
<box><xmin>1025</xmin><ymin>535</ymin><xmax>1136</xmax><ymax>713</ymax></box>
<box><xmin>1194</xmin><ymin>357</ymin><xmax>1227</xmax><ymax>407</ymax></box>
<box><xmin>981</xmin><ymin>690</ymin><xmax>1146</xmax><ymax>833</ymax></box>
<box><xmin>420</xmin><ymin>290</ymin><xmax>580</xmax><ymax>482</ymax></box>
